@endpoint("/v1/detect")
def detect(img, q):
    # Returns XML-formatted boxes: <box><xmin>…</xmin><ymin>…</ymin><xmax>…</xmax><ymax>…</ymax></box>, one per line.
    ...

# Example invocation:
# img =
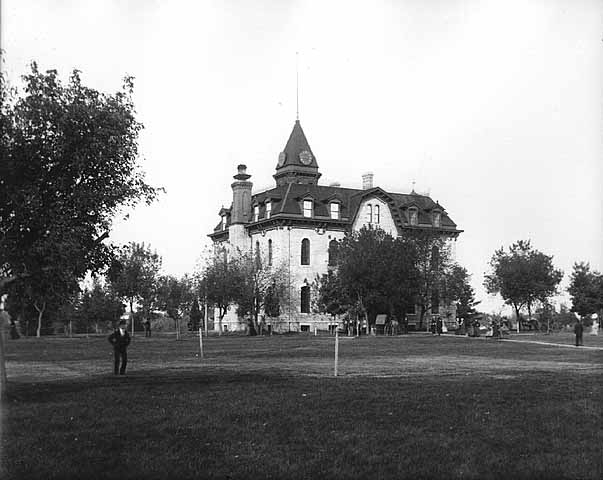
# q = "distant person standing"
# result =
<box><xmin>436</xmin><ymin>317</ymin><xmax>443</xmax><ymax>336</ymax></box>
<box><xmin>574</xmin><ymin>319</ymin><xmax>584</xmax><ymax>347</ymax></box>
<box><xmin>108</xmin><ymin>320</ymin><xmax>131</xmax><ymax>375</ymax></box>
<box><xmin>143</xmin><ymin>319</ymin><xmax>151</xmax><ymax>337</ymax></box>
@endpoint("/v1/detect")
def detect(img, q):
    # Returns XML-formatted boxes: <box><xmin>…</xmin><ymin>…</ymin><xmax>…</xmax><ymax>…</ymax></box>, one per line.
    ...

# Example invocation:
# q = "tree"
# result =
<box><xmin>202</xmin><ymin>249</ymin><xmax>245</xmax><ymax>335</ymax></box>
<box><xmin>330</xmin><ymin>228</ymin><xmax>420</xmax><ymax>332</ymax></box>
<box><xmin>484</xmin><ymin>240</ymin><xmax>563</xmax><ymax>327</ymax></box>
<box><xmin>314</xmin><ymin>270</ymin><xmax>350</xmax><ymax>319</ymax></box>
<box><xmin>109</xmin><ymin>242</ymin><xmax>162</xmax><ymax>335</ymax></box>
<box><xmin>0</xmin><ymin>65</ymin><xmax>159</xmax><ymax>315</ymax></box>
<box><xmin>403</xmin><ymin>230</ymin><xmax>457</xmax><ymax>330</ymax></box>
<box><xmin>0</xmin><ymin>65</ymin><xmax>159</xmax><ymax>398</ymax></box>
<box><xmin>78</xmin><ymin>279</ymin><xmax>125</xmax><ymax>333</ymax></box>
<box><xmin>568</xmin><ymin>262</ymin><xmax>603</xmax><ymax>319</ymax></box>
<box><xmin>156</xmin><ymin>275</ymin><xmax>194</xmax><ymax>340</ymax></box>
<box><xmin>452</xmin><ymin>267</ymin><xmax>481</xmax><ymax>321</ymax></box>
<box><xmin>234</xmin><ymin>252</ymin><xmax>289</xmax><ymax>335</ymax></box>
<box><xmin>188</xmin><ymin>298</ymin><xmax>202</xmax><ymax>331</ymax></box>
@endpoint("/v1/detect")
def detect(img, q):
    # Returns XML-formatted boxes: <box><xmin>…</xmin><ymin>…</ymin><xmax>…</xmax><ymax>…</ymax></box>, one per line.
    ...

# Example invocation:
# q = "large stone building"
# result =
<box><xmin>209</xmin><ymin>119</ymin><xmax>462</xmax><ymax>333</ymax></box>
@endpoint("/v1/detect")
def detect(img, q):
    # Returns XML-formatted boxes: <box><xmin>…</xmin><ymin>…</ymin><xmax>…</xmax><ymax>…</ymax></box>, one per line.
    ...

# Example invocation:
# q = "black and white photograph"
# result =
<box><xmin>1</xmin><ymin>1</ymin><xmax>601</xmax><ymax>478</ymax></box>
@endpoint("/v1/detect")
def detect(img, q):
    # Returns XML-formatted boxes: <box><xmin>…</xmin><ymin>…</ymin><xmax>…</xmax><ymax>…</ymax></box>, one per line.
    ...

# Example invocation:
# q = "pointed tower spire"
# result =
<box><xmin>273</xmin><ymin>120</ymin><xmax>321</xmax><ymax>186</ymax></box>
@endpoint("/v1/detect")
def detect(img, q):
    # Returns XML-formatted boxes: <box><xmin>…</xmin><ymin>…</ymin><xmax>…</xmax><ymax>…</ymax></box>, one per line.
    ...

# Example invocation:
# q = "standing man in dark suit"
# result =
<box><xmin>108</xmin><ymin>320</ymin><xmax>131</xmax><ymax>375</ymax></box>
<box><xmin>574</xmin><ymin>318</ymin><xmax>584</xmax><ymax>347</ymax></box>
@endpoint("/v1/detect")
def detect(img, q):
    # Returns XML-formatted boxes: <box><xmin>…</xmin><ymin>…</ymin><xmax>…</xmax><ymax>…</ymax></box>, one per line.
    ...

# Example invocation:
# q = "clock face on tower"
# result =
<box><xmin>277</xmin><ymin>152</ymin><xmax>287</xmax><ymax>167</ymax></box>
<box><xmin>299</xmin><ymin>150</ymin><xmax>313</xmax><ymax>165</ymax></box>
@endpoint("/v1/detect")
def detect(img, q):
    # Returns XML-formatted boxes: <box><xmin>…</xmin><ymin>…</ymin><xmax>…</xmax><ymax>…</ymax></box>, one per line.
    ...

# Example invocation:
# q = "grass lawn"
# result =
<box><xmin>1</xmin><ymin>331</ymin><xmax>602</xmax><ymax>479</ymax></box>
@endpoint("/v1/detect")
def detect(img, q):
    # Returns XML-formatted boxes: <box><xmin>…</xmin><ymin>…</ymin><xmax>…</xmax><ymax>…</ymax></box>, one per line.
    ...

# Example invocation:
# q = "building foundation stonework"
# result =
<box><xmin>209</xmin><ymin>119</ymin><xmax>462</xmax><ymax>333</ymax></box>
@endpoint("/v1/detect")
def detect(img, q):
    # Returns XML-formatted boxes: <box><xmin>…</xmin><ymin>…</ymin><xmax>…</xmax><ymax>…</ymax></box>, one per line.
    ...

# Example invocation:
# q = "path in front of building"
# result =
<box><xmin>442</xmin><ymin>333</ymin><xmax>603</xmax><ymax>351</ymax></box>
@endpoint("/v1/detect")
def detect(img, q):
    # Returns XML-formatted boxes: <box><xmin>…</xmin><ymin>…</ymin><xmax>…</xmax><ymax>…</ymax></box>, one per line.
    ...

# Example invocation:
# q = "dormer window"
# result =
<box><xmin>409</xmin><ymin>207</ymin><xmax>418</xmax><ymax>226</ymax></box>
<box><xmin>330</xmin><ymin>202</ymin><xmax>340</xmax><ymax>220</ymax></box>
<box><xmin>265</xmin><ymin>201</ymin><xmax>271</xmax><ymax>219</ymax></box>
<box><xmin>303</xmin><ymin>199</ymin><xmax>313</xmax><ymax>218</ymax></box>
<box><xmin>433</xmin><ymin>211</ymin><xmax>441</xmax><ymax>228</ymax></box>
<box><xmin>221</xmin><ymin>216</ymin><xmax>226</xmax><ymax>230</ymax></box>
<box><xmin>254</xmin><ymin>205</ymin><xmax>259</xmax><ymax>222</ymax></box>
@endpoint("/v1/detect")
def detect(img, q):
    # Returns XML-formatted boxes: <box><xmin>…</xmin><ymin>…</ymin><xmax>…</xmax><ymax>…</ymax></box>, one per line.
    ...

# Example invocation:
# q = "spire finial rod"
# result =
<box><xmin>296</xmin><ymin>51</ymin><xmax>299</xmax><ymax>121</ymax></box>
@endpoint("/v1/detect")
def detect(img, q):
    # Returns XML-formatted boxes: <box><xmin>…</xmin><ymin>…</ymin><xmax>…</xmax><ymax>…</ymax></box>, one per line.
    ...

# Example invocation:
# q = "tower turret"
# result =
<box><xmin>273</xmin><ymin>120</ymin><xmax>321</xmax><ymax>186</ymax></box>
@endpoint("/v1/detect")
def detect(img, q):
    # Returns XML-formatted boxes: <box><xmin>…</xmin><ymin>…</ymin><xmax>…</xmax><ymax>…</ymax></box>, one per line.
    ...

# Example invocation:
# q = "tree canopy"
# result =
<box><xmin>0</xmin><ymin>65</ymin><xmax>160</xmax><ymax>333</ymax></box>
<box><xmin>568</xmin><ymin>262</ymin><xmax>603</xmax><ymax>318</ymax></box>
<box><xmin>108</xmin><ymin>242</ymin><xmax>162</xmax><ymax>333</ymax></box>
<box><xmin>484</xmin><ymin>240</ymin><xmax>563</xmax><ymax>324</ymax></box>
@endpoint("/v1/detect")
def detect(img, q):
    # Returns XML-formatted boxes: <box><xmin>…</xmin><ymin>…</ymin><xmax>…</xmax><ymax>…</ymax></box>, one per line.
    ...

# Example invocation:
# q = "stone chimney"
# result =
<box><xmin>231</xmin><ymin>164</ymin><xmax>253</xmax><ymax>224</ymax></box>
<box><xmin>362</xmin><ymin>172</ymin><xmax>374</xmax><ymax>190</ymax></box>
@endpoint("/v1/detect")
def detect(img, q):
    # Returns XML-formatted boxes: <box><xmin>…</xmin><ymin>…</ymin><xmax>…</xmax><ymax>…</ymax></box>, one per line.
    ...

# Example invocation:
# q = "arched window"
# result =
<box><xmin>265</xmin><ymin>201</ymin><xmax>271</xmax><ymax>219</ymax></box>
<box><xmin>255</xmin><ymin>241</ymin><xmax>261</xmax><ymax>268</ymax></box>
<box><xmin>301</xmin><ymin>285</ymin><xmax>311</xmax><ymax>313</ymax></box>
<box><xmin>268</xmin><ymin>239</ymin><xmax>273</xmax><ymax>266</ymax></box>
<box><xmin>328</xmin><ymin>239</ymin><xmax>338</xmax><ymax>266</ymax></box>
<box><xmin>431</xmin><ymin>245</ymin><xmax>439</xmax><ymax>270</ymax></box>
<box><xmin>374</xmin><ymin>205</ymin><xmax>380</xmax><ymax>224</ymax></box>
<box><xmin>367</xmin><ymin>204</ymin><xmax>373</xmax><ymax>223</ymax></box>
<box><xmin>301</xmin><ymin>238</ymin><xmax>310</xmax><ymax>265</ymax></box>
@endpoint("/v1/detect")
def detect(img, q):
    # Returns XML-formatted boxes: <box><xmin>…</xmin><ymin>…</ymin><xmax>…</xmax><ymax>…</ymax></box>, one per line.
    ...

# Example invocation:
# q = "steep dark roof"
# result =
<box><xmin>278</xmin><ymin>120</ymin><xmax>318</xmax><ymax>169</ymax></box>
<box><xmin>211</xmin><ymin>182</ymin><xmax>460</xmax><ymax>237</ymax></box>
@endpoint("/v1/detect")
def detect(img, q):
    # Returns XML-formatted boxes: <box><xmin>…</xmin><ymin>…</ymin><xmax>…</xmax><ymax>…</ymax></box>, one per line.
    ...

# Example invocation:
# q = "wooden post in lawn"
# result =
<box><xmin>198</xmin><ymin>327</ymin><xmax>204</xmax><ymax>359</ymax></box>
<box><xmin>0</xmin><ymin>294</ymin><xmax>8</xmax><ymax>399</ymax></box>
<box><xmin>334</xmin><ymin>327</ymin><xmax>339</xmax><ymax>377</ymax></box>
<box><xmin>204</xmin><ymin>296</ymin><xmax>208</xmax><ymax>337</ymax></box>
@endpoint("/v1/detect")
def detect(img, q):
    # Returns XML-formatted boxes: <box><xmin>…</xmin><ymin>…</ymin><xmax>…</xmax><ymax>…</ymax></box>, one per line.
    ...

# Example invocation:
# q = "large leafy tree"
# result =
<box><xmin>568</xmin><ymin>262</ymin><xmax>603</xmax><ymax>319</ymax></box>
<box><xmin>108</xmin><ymin>242</ymin><xmax>162</xmax><ymax>335</ymax></box>
<box><xmin>0</xmin><ymin>64</ymin><xmax>158</xmax><ymax>397</ymax></box>
<box><xmin>331</xmin><ymin>228</ymin><xmax>420</xmax><ymax>329</ymax></box>
<box><xmin>484</xmin><ymin>240</ymin><xmax>563</xmax><ymax>326</ymax></box>
<box><xmin>0</xmin><ymin>65</ymin><xmax>158</xmax><ymax>320</ymax></box>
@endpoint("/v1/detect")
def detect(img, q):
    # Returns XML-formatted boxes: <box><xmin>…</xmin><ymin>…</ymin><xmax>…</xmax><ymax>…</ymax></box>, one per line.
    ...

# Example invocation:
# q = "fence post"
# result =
<box><xmin>334</xmin><ymin>327</ymin><xmax>339</xmax><ymax>377</ymax></box>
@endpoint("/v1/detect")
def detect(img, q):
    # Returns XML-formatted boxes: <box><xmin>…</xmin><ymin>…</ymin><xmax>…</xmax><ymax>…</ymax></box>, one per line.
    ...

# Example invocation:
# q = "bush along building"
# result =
<box><xmin>209</xmin><ymin>119</ymin><xmax>462</xmax><ymax>333</ymax></box>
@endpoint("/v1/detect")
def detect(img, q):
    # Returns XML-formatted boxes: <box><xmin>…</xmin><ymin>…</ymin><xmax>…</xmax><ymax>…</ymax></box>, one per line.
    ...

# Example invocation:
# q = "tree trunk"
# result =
<box><xmin>34</xmin><ymin>301</ymin><xmax>46</xmax><ymax>338</ymax></box>
<box><xmin>175</xmin><ymin>317</ymin><xmax>181</xmax><ymax>340</ymax></box>
<box><xmin>513</xmin><ymin>304</ymin><xmax>521</xmax><ymax>332</ymax></box>
<box><xmin>129</xmin><ymin>299</ymin><xmax>134</xmax><ymax>337</ymax></box>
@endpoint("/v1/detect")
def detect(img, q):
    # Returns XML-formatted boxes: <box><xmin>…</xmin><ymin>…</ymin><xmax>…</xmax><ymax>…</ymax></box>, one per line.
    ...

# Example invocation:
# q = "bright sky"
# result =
<box><xmin>3</xmin><ymin>0</ymin><xmax>602</xmax><ymax>313</ymax></box>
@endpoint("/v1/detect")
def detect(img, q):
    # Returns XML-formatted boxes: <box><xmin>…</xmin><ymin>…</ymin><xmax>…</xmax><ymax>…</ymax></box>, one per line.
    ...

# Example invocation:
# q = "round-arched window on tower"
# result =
<box><xmin>301</xmin><ymin>238</ymin><xmax>310</xmax><ymax>265</ymax></box>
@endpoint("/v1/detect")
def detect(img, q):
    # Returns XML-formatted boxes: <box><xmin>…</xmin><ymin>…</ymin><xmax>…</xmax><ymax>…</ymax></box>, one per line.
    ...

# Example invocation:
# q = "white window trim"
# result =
<box><xmin>330</xmin><ymin>202</ymin><xmax>339</xmax><ymax>220</ymax></box>
<box><xmin>303</xmin><ymin>199</ymin><xmax>313</xmax><ymax>218</ymax></box>
<box><xmin>254</xmin><ymin>205</ymin><xmax>259</xmax><ymax>222</ymax></box>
